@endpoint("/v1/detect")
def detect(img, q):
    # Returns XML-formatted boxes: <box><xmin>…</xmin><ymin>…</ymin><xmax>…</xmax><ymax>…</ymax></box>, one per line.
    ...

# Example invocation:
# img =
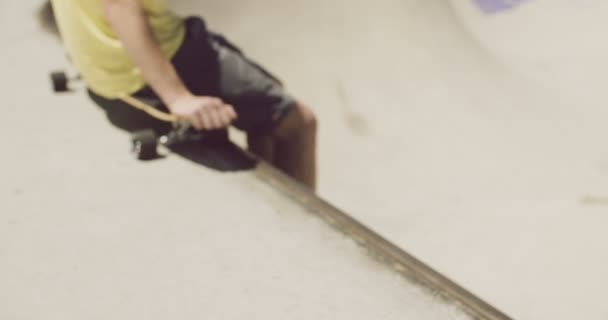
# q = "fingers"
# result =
<box><xmin>217</xmin><ymin>104</ymin><xmax>237</xmax><ymax>127</ymax></box>
<box><xmin>224</xmin><ymin>105</ymin><xmax>238</xmax><ymax>121</ymax></box>
<box><xmin>173</xmin><ymin>96</ymin><xmax>238</xmax><ymax>131</ymax></box>
<box><xmin>198</xmin><ymin>108</ymin><xmax>213</xmax><ymax>130</ymax></box>
<box><xmin>189</xmin><ymin>111</ymin><xmax>204</xmax><ymax>130</ymax></box>
<box><xmin>206</xmin><ymin>105</ymin><xmax>223</xmax><ymax>129</ymax></box>
<box><xmin>197</xmin><ymin>99</ymin><xmax>236</xmax><ymax>130</ymax></box>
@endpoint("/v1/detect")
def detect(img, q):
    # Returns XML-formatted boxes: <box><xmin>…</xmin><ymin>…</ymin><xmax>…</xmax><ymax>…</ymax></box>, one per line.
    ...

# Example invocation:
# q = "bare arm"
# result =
<box><xmin>101</xmin><ymin>0</ymin><xmax>236</xmax><ymax>129</ymax></box>
<box><xmin>102</xmin><ymin>0</ymin><xmax>187</xmax><ymax>106</ymax></box>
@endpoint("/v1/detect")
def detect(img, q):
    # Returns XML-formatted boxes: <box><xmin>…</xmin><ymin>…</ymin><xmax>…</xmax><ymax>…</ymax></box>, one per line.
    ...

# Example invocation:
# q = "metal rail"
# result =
<box><xmin>253</xmin><ymin>160</ymin><xmax>512</xmax><ymax>320</ymax></box>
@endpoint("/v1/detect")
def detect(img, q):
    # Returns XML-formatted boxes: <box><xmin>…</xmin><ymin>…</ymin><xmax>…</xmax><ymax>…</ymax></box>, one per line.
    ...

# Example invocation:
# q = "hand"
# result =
<box><xmin>168</xmin><ymin>94</ymin><xmax>237</xmax><ymax>130</ymax></box>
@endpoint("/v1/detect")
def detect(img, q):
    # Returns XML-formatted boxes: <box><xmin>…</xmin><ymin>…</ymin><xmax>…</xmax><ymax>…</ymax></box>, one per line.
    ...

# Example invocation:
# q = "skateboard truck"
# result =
<box><xmin>131</xmin><ymin>120</ymin><xmax>207</xmax><ymax>160</ymax></box>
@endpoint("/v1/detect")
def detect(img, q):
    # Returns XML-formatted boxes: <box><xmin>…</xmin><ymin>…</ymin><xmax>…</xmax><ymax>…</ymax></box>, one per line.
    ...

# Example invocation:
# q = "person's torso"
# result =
<box><xmin>51</xmin><ymin>0</ymin><xmax>185</xmax><ymax>98</ymax></box>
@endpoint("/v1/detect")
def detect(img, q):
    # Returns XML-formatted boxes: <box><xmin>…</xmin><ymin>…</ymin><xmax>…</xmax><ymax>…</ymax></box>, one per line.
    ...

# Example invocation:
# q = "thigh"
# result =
<box><xmin>209</xmin><ymin>34</ymin><xmax>296</xmax><ymax>135</ymax></box>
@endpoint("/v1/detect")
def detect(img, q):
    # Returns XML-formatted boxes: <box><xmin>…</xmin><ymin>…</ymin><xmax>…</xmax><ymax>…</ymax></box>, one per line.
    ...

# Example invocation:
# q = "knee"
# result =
<box><xmin>296</xmin><ymin>104</ymin><xmax>317</xmax><ymax>133</ymax></box>
<box><xmin>274</xmin><ymin>103</ymin><xmax>317</xmax><ymax>142</ymax></box>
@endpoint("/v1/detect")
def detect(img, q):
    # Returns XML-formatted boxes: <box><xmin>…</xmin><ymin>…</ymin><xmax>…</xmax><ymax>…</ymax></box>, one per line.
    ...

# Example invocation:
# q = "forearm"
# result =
<box><xmin>102</xmin><ymin>0</ymin><xmax>189</xmax><ymax>108</ymax></box>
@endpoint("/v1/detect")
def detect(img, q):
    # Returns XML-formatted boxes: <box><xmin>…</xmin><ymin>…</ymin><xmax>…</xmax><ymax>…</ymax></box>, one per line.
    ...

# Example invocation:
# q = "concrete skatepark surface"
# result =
<box><xmin>2</xmin><ymin>0</ymin><xmax>608</xmax><ymax>319</ymax></box>
<box><xmin>1</xmin><ymin>129</ymin><xmax>471</xmax><ymax>319</ymax></box>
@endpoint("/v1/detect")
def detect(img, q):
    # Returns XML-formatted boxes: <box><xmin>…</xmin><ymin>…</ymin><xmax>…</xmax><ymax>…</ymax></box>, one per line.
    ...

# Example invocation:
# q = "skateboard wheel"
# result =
<box><xmin>131</xmin><ymin>129</ymin><xmax>158</xmax><ymax>160</ymax></box>
<box><xmin>50</xmin><ymin>71</ymin><xmax>68</xmax><ymax>93</ymax></box>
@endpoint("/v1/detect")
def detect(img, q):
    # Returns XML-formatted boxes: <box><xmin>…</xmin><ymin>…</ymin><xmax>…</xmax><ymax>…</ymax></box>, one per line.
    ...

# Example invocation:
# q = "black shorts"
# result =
<box><xmin>88</xmin><ymin>16</ymin><xmax>296</xmax><ymax>136</ymax></box>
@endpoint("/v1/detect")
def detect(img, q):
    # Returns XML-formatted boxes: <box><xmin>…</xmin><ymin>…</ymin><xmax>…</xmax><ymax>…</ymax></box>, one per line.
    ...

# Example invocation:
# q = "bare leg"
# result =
<box><xmin>247</xmin><ymin>134</ymin><xmax>275</xmax><ymax>163</ymax></box>
<box><xmin>272</xmin><ymin>103</ymin><xmax>317</xmax><ymax>190</ymax></box>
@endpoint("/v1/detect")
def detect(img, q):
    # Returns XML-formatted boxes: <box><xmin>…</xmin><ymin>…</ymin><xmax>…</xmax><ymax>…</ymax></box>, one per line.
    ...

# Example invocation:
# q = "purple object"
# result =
<box><xmin>472</xmin><ymin>0</ymin><xmax>528</xmax><ymax>14</ymax></box>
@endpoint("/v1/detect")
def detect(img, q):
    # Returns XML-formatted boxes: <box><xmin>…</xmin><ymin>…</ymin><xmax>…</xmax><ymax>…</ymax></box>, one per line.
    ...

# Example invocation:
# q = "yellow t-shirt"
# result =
<box><xmin>51</xmin><ymin>0</ymin><xmax>185</xmax><ymax>99</ymax></box>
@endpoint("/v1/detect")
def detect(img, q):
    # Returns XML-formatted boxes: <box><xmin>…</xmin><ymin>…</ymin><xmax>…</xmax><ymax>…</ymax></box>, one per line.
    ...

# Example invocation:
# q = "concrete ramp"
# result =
<box><xmin>188</xmin><ymin>1</ymin><xmax>608</xmax><ymax>319</ymax></box>
<box><xmin>1</xmin><ymin>140</ymin><xmax>481</xmax><ymax>320</ymax></box>
<box><xmin>5</xmin><ymin>0</ymin><xmax>608</xmax><ymax>319</ymax></box>
<box><xmin>1</xmin><ymin>1</ymin><xmax>508</xmax><ymax>319</ymax></box>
